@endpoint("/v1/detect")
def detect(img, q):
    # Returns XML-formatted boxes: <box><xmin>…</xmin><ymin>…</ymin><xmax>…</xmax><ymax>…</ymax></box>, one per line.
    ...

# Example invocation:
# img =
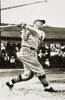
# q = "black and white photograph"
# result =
<box><xmin>0</xmin><ymin>0</ymin><xmax>65</xmax><ymax>100</ymax></box>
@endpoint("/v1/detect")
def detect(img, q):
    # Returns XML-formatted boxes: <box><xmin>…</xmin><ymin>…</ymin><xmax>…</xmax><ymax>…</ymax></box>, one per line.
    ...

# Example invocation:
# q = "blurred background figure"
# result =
<box><xmin>1</xmin><ymin>41</ymin><xmax>6</xmax><ymax>54</ymax></box>
<box><xmin>4</xmin><ymin>53</ymin><xmax>10</xmax><ymax>67</ymax></box>
<box><xmin>38</xmin><ymin>49</ymin><xmax>43</xmax><ymax>59</ymax></box>
<box><xmin>10</xmin><ymin>56</ymin><xmax>16</xmax><ymax>68</ymax></box>
<box><xmin>45</xmin><ymin>59</ymin><xmax>50</xmax><ymax>68</ymax></box>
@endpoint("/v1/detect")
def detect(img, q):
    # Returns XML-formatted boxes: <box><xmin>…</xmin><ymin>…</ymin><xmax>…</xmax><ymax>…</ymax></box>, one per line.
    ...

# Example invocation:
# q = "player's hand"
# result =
<box><xmin>21</xmin><ymin>23</ymin><xmax>27</xmax><ymax>28</ymax></box>
<box><xmin>17</xmin><ymin>23</ymin><xmax>22</xmax><ymax>27</ymax></box>
<box><xmin>17</xmin><ymin>22</ymin><xmax>26</xmax><ymax>27</ymax></box>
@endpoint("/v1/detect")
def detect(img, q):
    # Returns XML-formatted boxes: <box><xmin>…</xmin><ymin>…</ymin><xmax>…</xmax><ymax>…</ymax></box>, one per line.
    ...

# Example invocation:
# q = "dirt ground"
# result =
<box><xmin>0</xmin><ymin>68</ymin><xmax>65</xmax><ymax>100</ymax></box>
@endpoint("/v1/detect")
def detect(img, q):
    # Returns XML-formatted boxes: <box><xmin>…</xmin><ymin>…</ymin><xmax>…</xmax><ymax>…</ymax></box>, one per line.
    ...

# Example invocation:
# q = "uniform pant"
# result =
<box><xmin>12</xmin><ymin>47</ymin><xmax>48</xmax><ymax>87</ymax></box>
<box><xmin>17</xmin><ymin>47</ymin><xmax>45</xmax><ymax>77</ymax></box>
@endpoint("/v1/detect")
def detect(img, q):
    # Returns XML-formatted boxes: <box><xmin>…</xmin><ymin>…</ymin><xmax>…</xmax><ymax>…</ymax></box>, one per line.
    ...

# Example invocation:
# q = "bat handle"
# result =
<box><xmin>17</xmin><ymin>22</ymin><xmax>27</xmax><ymax>27</ymax></box>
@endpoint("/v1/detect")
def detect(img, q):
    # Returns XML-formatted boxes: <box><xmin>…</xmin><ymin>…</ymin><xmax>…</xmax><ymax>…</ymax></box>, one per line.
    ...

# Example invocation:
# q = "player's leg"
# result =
<box><xmin>6</xmin><ymin>64</ymin><xmax>34</xmax><ymax>89</ymax></box>
<box><xmin>33</xmin><ymin>58</ymin><xmax>57</xmax><ymax>92</ymax></box>
<box><xmin>18</xmin><ymin>54</ymin><xmax>56</xmax><ymax>92</ymax></box>
<box><xmin>38</xmin><ymin>74</ymin><xmax>55</xmax><ymax>92</ymax></box>
<box><xmin>6</xmin><ymin>47</ymin><xmax>56</xmax><ymax>92</ymax></box>
<box><xmin>11</xmin><ymin>64</ymin><xmax>34</xmax><ymax>83</ymax></box>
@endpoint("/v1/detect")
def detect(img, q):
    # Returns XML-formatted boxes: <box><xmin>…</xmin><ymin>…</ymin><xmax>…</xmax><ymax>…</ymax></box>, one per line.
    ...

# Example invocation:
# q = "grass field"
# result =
<box><xmin>0</xmin><ymin>68</ymin><xmax>65</xmax><ymax>100</ymax></box>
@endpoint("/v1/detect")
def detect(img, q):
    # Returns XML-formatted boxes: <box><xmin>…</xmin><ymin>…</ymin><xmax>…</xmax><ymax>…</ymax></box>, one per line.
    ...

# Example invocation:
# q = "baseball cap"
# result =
<box><xmin>33</xmin><ymin>19</ymin><xmax>46</xmax><ymax>24</ymax></box>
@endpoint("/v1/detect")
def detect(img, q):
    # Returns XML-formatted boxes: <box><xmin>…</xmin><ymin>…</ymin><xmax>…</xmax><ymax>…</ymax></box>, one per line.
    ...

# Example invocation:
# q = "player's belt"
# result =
<box><xmin>30</xmin><ymin>47</ymin><xmax>35</xmax><ymax>51</ymax></box>
<box><xmin>22</xmin><ymin>45</ymin><xmax>35</xmax><ymax>51</ymax></box>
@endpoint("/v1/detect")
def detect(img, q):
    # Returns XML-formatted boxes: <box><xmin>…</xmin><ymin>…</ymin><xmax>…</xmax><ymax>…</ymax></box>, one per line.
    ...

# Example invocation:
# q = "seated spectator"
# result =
<box><xmin>44</xmin><ymin>43</ymin><xmax>49</xmax><ymax>49</ymax></box>
<box><xmin>38</xmin><ymin>49</ymin><xmax>44</xmax><ymax>59</ymax></box>
<box><xmin>6</xmin><ymin>41</ymin><xmax>12</xmax><ymax>56</ymax></box>
<box><xmin>6</xmin><ymin>41</ymin><xmax>11</xmax><ymax>51</ymax></box>
<box><xmin>4</xmin><ymin>53</ymin><xmax>10</xmax><ymax>67</ymax></box>
<box><xmin>61</xmin><ymin>52</ymin><xmax>65</xmax><ymax>67</ymax></box>
<box><xmin>38</xmin><ymin>49</ymin><xmax>46</xmax><ymax>67</ymax></box>
<box><xmin>17</xmin><ymin>42</ymin><xmax>21</xmax><ymax>50</ymax></box>
<box><xmin>1</xmin><ymin>53</ymin><xmax>5</xmax><ymax>68</ymax></box>
<box><xmin>50</xmin><ymin>50</ymin><xmax>58</xmax><ymax>57</ymax></box>
<box><xmin>1</xmin><ymin>42</ymin><xmax>6</xmax><ymax>54</ymax></box>
<box><xmin>45</xmin><ymin>59</ymin><xmax>50</xmax><ymax>68</ymax></box>
<box><xmin>15</xmin><ymin>46</ymin><xmax>20</xmax><ymax>52</ymax></box>
<box><xmin>44</xmin><ymin>50</ymin><xmax>49</xmax><ymax>59</ymax></box>
<box><xmin>61</xmin><ymin>46</ymin><xmax>65</xmax><ymax>52</ymax></box>
<box><xmin>11</xmin><ymin>42</ymin><xmax>16</xmax><ymax>52</ymax></box>
<box><xmin>10</xmin><ymin>56</ymin><xmax>16</xmax><ymax>68</ymax></box>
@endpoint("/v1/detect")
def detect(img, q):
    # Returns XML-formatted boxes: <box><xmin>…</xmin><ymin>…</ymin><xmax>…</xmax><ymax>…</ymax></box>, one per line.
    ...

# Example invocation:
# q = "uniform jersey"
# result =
<box><xmin>21</xmin><ymin>26</ymin><xmax>45</xmax><ymax>51</ymax></box>
<box><xmin>16</xmin><ymin>26</ymin><xmax>46</xmax><ymax>77</ymax></box>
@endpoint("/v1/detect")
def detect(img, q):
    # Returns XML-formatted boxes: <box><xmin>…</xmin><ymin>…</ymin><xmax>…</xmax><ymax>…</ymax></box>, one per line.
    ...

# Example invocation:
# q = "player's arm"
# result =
<box><xmin>19</xmin><ymin>23</ymin><xmax>40</xmax><ymax>35</ymax></box>
<box><xmin>41</xmin><ymin>31</ymin><xmax>45</xmax><ymax>41</ymax></box>
<box><xmin>19</xmin><ymin>23</ymin><xmax>45</xmax><ymax>38</ymax></box>
<box><xmin>25</xmin><ymin>25</ymin><xmax>40</xmax><ymax>35</ymax></box>
<box><xmin>39</xmin><ymin>31</ymin><xmax>45</xmax><ymax>45</ymax></box>
<box><xmin>25</xmin><ymin>25</ymin><xmax>46</xmax><ymax>39</ymax></box>
<box><xmin>24</xmin><ymin>25</ymin><xmax>46</xmax><ymax>40</ymax></box>
<box><xmin>21</xmin><ymin>29</ymin><xmax>29</xmax><ymax>40</ymax></box>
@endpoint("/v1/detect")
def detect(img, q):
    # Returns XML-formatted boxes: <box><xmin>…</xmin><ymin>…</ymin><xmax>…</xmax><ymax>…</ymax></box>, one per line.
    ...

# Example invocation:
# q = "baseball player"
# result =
<box><xmin>6</xmin><ymin>19</ymin><xmax>56</xmax><ymax>92</ymax></box>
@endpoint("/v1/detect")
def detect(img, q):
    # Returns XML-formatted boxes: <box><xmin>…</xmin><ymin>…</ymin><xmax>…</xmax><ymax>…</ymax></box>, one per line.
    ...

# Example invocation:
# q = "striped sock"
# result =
<box><xmin>11</xmin><ymin>72</ymin><xmax>34</xmax><ymax>84</ymax></box>
<box><xmin>38</xmin><ymin>74</ymin><xmax>49</xmax><ymax>87</ymax></box>
<box><xmin>11</xmin><ymin>75</ymin><xmax>23</xmax><ymax>84</ymax></box>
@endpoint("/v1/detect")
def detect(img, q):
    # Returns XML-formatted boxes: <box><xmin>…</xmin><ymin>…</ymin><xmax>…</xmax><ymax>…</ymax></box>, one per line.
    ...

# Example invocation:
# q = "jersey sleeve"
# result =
<box><xmin>21</xmin><ymin>29</ymin><xmax>30</xmax><ymax>40</ymax></box>
<box><xmin>26</xmin><ymin>25</ymin><xmax>45</xmax><ymax>40</ymax></box>
<box><xmin>41</xmin><ymin>31</ymin><xmax>45</xmax><ymax>41</ymax></box>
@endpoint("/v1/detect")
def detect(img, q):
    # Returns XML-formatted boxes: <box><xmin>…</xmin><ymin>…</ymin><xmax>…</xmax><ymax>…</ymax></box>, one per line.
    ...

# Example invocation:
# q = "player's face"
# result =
<box><xmin>35</xmin><ymin>21</ymin><xmax>43</xmax><ymax>28</ymax></box>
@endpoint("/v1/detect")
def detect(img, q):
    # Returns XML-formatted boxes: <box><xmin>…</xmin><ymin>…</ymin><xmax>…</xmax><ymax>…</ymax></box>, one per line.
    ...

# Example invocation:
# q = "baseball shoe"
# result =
<box><xmin>6</xmin><ymin>82</ymin><xmax>14</xmax><ymax>90</ymax></box>
<box><xmin>44</xmin><ymin>87</ymin><xmax>57</xmax><ymax>92</ymax></box>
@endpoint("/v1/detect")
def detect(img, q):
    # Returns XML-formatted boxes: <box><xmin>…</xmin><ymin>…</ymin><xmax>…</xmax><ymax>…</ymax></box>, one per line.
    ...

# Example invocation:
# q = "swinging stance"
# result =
<box><xmin>6</xmin><ymin>20</ymin><xmax>56</xmax><ymax>92</ymax></box>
